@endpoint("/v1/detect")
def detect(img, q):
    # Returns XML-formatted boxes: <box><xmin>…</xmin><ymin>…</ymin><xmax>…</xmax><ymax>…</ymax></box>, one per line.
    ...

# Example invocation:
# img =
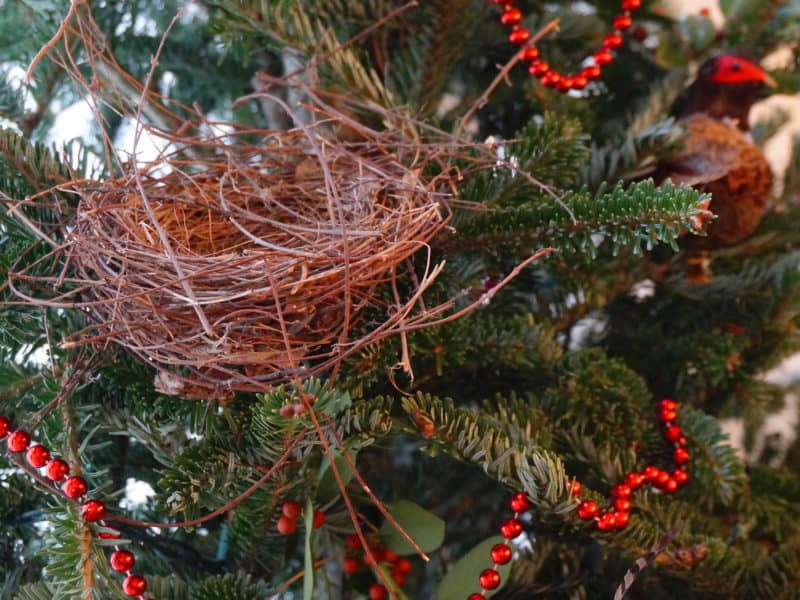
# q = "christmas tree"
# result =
<box><xmin>1</xmin><ymin>1</ymin><xmax>799</xmax><ymax>599</ymax></box>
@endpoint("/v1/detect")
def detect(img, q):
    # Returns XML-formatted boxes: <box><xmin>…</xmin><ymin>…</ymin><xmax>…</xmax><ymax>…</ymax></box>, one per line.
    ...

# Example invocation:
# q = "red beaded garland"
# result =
<box><xmin>110</xmin><ymin>549</ymin><xmax>136</xmax><ymax>572</ymax></box>
<box><xmin>626</xmin><ymin>472</ymin><xmax>646</xmax><ymax>489</ymax></box>
<box><xmin>613</xmin><ymin>13</ymin><xmax>633</xmax><ymax>31</ymax></box>
<box><xmin>508</xmin><ymin>27</ymin><xmax>531</xmax><ymax>45</ymax></box>
<box><xmin>568</xmin><ymin>480</ymin><xmax>582</xmax><ymax>497</ymax></box>
<box><xmin>614</xmin><ymin>511</ymin><xmax>631</xmax><ymax>529</ymax></box>
<box><xmin>520</xmin><ymin>47</ymin><xmax>540</xmax><ymax>62</ymax></box>
<box><xmin>597</xmin><ymin>513</ymin><xmax>618</xmax><ymax>531</ymax></box>
<box><xmin>614</xmin><ymin>498</ymin><xmax>632</xmax><ymax>512</ymax></box>
<box><xmin>674</xmin><ymin>447</ymin><xmax>690</xmax><ymax>465</ymax></box>
<box><xmin>7</xmin><ymin>430</ymin><xmax>31</xmax><ymax>452</ymax></box>
<box><xmin>663</xmin><ymin>478</ymin><xmax>680</xmax><ymax>494</ymax></box>
<box><xmin>610</xmin><ymin>484</ymin><xmax>632</xmax><ymax>499</ymax></box>
<box><xmin>500</xmin><ymin>8</ymin><xmax>522</xmax><ymax>26</ymax></box>
<box><xmin>577</xmin><ymin>500</ymin><xmax>599</xmax><ymax>520</ymax></box>
<box><xmin>122</xmin><ymin>574</ymin><xmax>148</xmax><ymax>596</ymax></box>
<box><xmin>45</xmin><ymin>458</ymin><xmax>69</xmax><ymax>482</ymax></box>
<box><xmin>500</xmin><ymin>518</ymin><xmax>523</xmax><ymax>539</ymax></box>
<box><xmin>63</xmin><ymin>476</ymin><xmax>88</xmax><ymax>499</ymax></box>
<box><xmin>622</xmin><ymin>0</ymin><xmax>642</xmax><ymax>9</ymax></box>
<box><xmin>81</xmin><ymin>499</ymin><xmax>107</xmax><ymax>522</ymax></box>
<box><xmin>490</xmin><ymin>543</ymin><xmax>513</xmax><ymax>565</ymax></box>
<box><xmin>509</xmin><ymin>491</ymin><xmax>531</xmax><ymax>513</ymax></box>
<box><xmin>674</xmin><ymin>469</ymin><xmax>690</xmax><ymax>484</ymax></box>
<box><xmin>26</xmin><ymin>444</ymin><xmax>51</xmax><ymax>468</ymax></box>
<box><xmin>665</xmin><ymin>425</ymin><xmax>683</xmax><ymax>442</ymax></box>
<box><xmin>479</xmin><ymin>568</ymin><xmax>502</xmax><ymax>590</ymax></box>
<box><xmin>0</xmin><ymin>416</ymin><xmax>10</xmax><ymax>438</ymax></box>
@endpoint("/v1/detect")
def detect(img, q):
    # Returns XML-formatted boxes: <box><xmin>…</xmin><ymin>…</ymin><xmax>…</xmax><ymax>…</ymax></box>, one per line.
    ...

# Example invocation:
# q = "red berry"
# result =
<box><xmin>342</xmin><ymin>556</ymin><xmax>359</xmax><ymax>574</ymax></box>
<box><xmin>490</xmin><ymin>543</ymin><xmax>513</xmax><ymax>565</ymax></box>
<box><xmin>63</xmin><ymin>476</ymin><xmax>88</xmax><ymax>499</ymax></box>
<box><xmin>110</xmin><ymin>549</ymin><xmax>135</xmax><ymax>572</ymax></box>
<box><xmin>572</xmin><ymin>75</ymin><xmax>589</xmax><ymax>90</ymax></box>
<box><xmin>520</xmin><ymin>47</ymin><xmax>540</xmax><ymax>62</ymax></box>
<box><xmin>663</xmin><ymin>478</ymin><xmax>680</xmax><ymax>493</ymax></box>
<box><xmin>122</xmin><ymin>574</ymin><xmax>147</xmax><ymax>596</ymax></box>
<box><xmin>626</xmin><ymin>472</ymin><xmax>646</xmax><ymax>489</ymax></box>
<box><xmin>0</xmin><ymin>416</ymin><xmax>10</xmax><ymax>438</ymax></box>
<box><xmin>500</xmin><ymin>517</ymin><xmax>523</xmax><ymax>539</ymax></box>
<box><xmin>45</xmin><ymin>458</ymin><xmax>69</xmax><ymax>482</ymax></box>
<box><xmin>313</xmin><ymin>510</ymin><xmax>326</xmax><ymax>529</ymax></box>
<box><xmin>659</xmin><ymin>409</ymin><xmax>677</xmax><ymax>423</ymax></box>
<box><xmin>391</xmin><ymin>567</ymin><xmax>406</xmax><ymax>586</ymax></box>
<box><xmin>673</xmin><ymin>469</ymin><xmax>690</xmax><ymax>484</ymax></box>
<box><xmin>279</xmin><ymin>405</ymin><xmax>296</xmax><ymax>417</ymax></box>
<box><xmin>7</xmin><ymin>430</ymin><xmax>30</xmax><ymax>453</ymax></box>
<box><xmin>582</xmin><ymin>65</ymin><xmax>602</xmax><ymax>79</ymax></box>
<box><xmin>597</xmin><ymin>513</ymin><xmax>617</xmax><ymax>531</ymax></box>
<box><xmin>500</xmin><ymin>8</ymin><xmax>522</xmax><ymax>26</ymax></box>
<box><xmin>468</xmin><ymin>595</ymin><xmax>486</xmax><ymax>600</ymax></box>
<box><xmin>614</xmin><ymin>498</ymin><xmax>632</xmax><ymax>512</ymax></box>
<box><xmin>99</xmin><ymin>529</ymin><xmax>121</xmax><ymax>540</ymax></box>
<box><xmin>655</xmin><ymin>470</ymin><xmax>671</xmax><ymax>487</ymax></box>
<box><xmin>396</xmin><ymin>557</ymin><xmax>412</xmax><ymax>574</ymax></box>
<box><xmin>577</xmin><ymin>500</ymin><xmax>599</xmax><ymax>520</ymax></box>
<box><xmin>594</xmin><ymin>49</ymin><xmax>613</xmax><ymax>66</ymax></box>
<box><xmin>622</xmin><ymin>0</ymin><xmax>642</xmax><ymax>9</ymax></box>
<box><xmin>611</xmin><ymin>484</ymin><xmax>632</xmax><ymax>499</ymax></box>
<box><xmin>665</xmin><ymin>425</ymin><xmax>683</xmax><ymax>442</ymax></box>
<box><xmin>674</xmin><ymin>447</ymin><xmax>690</xmax><ymax>465</ymax></box>
<box><xmin>508</xmin><ymin>27</ymin><xmax>531</xmax><ymax>45</ymax></box>
<box><xmin>510</xmin><ymin>491</ymin><xmax>531</xmax><ymax>513</ymax></box>
<box><xmin>615</xmin><ymin>511</ymin><xmax>631</xmax><ymax>529</ymax></box>
<box><xmin>529</xmin><ymin>60</ymin><xmax>550</xmax><ymax>76</ymax></box>
<box><xmin>277</xmin><ymin>516</ymin><xmax>297</xmax><ymax>535</ymax></box>
<box><xmin>613</xmin><ymin>13</ymin><xmax>633</xmax><ymax>31</ymax></box>
<box><xmin>660</xmin><ymin>399</ymin><xmax>678</xmax><ymax>412</ymax></box>
<box><xmin>80</xmin><ymin>500</ymin><xmax>106</xmax><ymax>522</ymax></box>
<box><xmin>383</xmin><ymin>549</ymin><xmax>399</xmax><ymax>563</ymax></box>
<box><xmin>643</xmin><ymin>466</ymin><xmax>660</xmax><ymax>481</ymax></box>
<box><xmin>479</xmin><ymin>568</ymin><xmax>502</xmax><ymax>590</ymax></box>
<box><xmin>369</xmin><ymin>584</ymin><xmax>387</xmax><ymax>600</ymax></box>
<box><xmin>568</xmin><ymin>480</ymin><xmax>582</xmax><ymax>497</ymax></box>
<box><xmin>345</xmin><ymin>533</ymin><xmax>361</xmax><ymax>550</ymax></box>
<box><xmin>26</xmin><ymin>444</ymin><xmax>50</xmax><ymax>468</ymax></box>
<box><xmin>603</xmin><ymin>33</ymin><xmax>623</xmax><ymax>49</ymax></box>
<box><xmin>282</xmin><ymin>500</ymin><xmax>302</xmax><ymax>519</ymax></box>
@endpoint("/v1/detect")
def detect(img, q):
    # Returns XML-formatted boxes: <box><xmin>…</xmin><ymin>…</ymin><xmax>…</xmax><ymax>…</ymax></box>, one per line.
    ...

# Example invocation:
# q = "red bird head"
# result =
<box><xmin>680</xmin><ymin>55</ymin><xmax>777</xmax><ymax>130</ymax></box>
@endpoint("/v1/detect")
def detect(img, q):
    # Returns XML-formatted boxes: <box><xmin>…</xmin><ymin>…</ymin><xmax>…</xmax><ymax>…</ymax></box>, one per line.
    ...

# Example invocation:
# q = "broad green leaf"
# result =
<box><xmin>378</xmin><ymin>500</ymin><xmax>445</xmax><ymax>556</ymax></box>
<box><xmin>434</xmin><ymin>537</ymin><xmax>512</xmax><ymax>600</ymax></box>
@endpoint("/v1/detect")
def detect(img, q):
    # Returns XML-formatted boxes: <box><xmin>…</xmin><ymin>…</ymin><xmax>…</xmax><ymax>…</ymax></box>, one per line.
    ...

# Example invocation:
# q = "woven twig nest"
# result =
<box><xmin>64</xmin><ymin>131</ymin><xmax>449</xmax><ymax>398</ymax></box>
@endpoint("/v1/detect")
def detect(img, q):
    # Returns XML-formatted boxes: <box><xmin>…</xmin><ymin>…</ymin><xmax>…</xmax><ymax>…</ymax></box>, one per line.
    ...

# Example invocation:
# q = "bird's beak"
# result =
<box><xmin>762</xmin><ymin>72</ymin><xmax>778</xmax><ymax>88</ymax></box>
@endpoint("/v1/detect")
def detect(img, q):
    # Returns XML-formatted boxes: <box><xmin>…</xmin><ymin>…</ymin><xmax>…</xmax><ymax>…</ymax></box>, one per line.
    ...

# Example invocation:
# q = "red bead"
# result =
<box><xmin>313</xmin><ymin>510</ymin><xmax>326</xmax><ymax>529</ymax></box>
<box><xmin>510</xmin><ymin>491</ymin><xmax>531</xmax><ymax>513</ymax></box>
<box><xmin>26</xmin><ymin>444</ymin><xmax>50</xmax><ymax>468</ymax></box>
<box><xmin>556</xmin><ymin>76</ymin><xmax>574</xmax><ymax>92</ymax></box>
<box><xmin>529</xmin><ymin>60</ymin><xmax>550</xmax><ymax>76</ymax></box>
<box><xmin>665</xmin><ymin>425</ymin><xmax>683</xmax><ymax>442</ymax></box>
<box><xmin>614</xmin><ymin>511</ymin><xmax>631</xmax><ymax>529</ymax></box>
<box><xmin>520</xmin><ymin>47</ymin><xmax>540</xmax><ymax>62</ymax></box>
<box><xmin>596</xmin><ymin>513</ymin><xmax>617</xmax><ymax>531</ymax></box>
<box><xmin>660</xmin><ymin>399</ymin><xmax>678</xmax><ymax>412</ymax></box>
<box><xmin>468</xmin><ymin>595</ymin><xmax>486</xmax><ymax>600</ymax></box>
<box><xmin>626</xmin><ymin>472</ymin><xmax>646</xmax><ymax>489</ymax></box>
<box><xmin>63</xmin><ymin>476</ymin><xmax>88</xmax><ymax>499</ymax></box>
<box><xmin>509</xmin><ymin>27</ymin><xmax>530</xmax><ymax>45</ymax></box>
<box><xmin>122</xmin><ymin>574</ymin><xmax>147</xmax><ymax>596</ymax></box>
<box><xmin>594</xmin><ymin>50</ymin><xmax>613</xmax><ymax>66</ymax></box>
<box><xmin>81</xmin><ymin>500</ymin><xmax>106</xmax><ymax>522</ymax></box>
<box><xmin>479</xmin><ymin>568</ymin><xmax>502</xmax><ymax>590</ymax></box>
<box><xmin>500</xmin><ymin>8</ymin><xmax>522</xmax><ymax>26</ymax></box>
<box><xmin>678</xmin><ymin>436</ymin><xmax>687</xmax><ymax>446</ymax></box>
<box><xmin>603</xmin><ymin>33</ymin><xmax>623</xmax><ymax>49</ymax></box>
<box><xmin>110</xmin><ymin>549</ymin><xmax>136</xmax><ymax>572</ymax></box>
<box><xmin>282</xmin><ymin>500</ymin><xmax>302</xmax><ymax>519</ymax></box>
<box><xmin>577</xmin><ymin>500</ymin><xmax>599</xmax><ymax>520</ymax></box>
<box><xmin>541</xmin><ymin>71</ymin><xmax>561</xmax><ymax>87</ymax></box>
<box><xmin>663</xmin><ymin>478</ymin><xmax>680</xmax><ymax>493</ymax></box>
<box><xmin>655</xmin><ymin>470</ymin><xmax>670</xmax><ymax>487</ymax></box>
<box><xmin>369</xmin><ymin>584</ymin><xmax>387</xmax><ymax>600</ymax></box>
<box><xmin>622</xmin><ymin>0</ymin><xmax>642</xmax><ymax>10</ymax></box>
<box><xmin>568</xmin><ymin>480</ymin><xmax>582</xmax><ymax>497</ymax></box>
<box><xmin>342</xmin><ymin>557</ymin><xmax>359</xmax><ymax>574</ymax></box>
<box><xmin>643</xmin><ymin>466</ymin><xmax>659</xmax><ymax>481</ymax></box>
<box><xmin>582</xmin><ymin>65</ymin><xmax>602</xmax><ymax>79</ymax></box>
<box><xmin>572</xmin><ymin>75</ymin><xmax>588</xmax><ymax>89</ymax></box>
<box><xmin>7</xmin><ymin>430</ymin><xmax>30</xmax><ymax>453</ymax></box>
<box><xmin>490</xmin><ymin>543</ymin><xmax>513</xmax><ymax>565</ymax></box>
<box><xmin>277</xmin><ymin>516</ymin><xmax>296</xmax><ymax>535</ymax></box>
<box><xmin>614</xmin><ymin>498</ymin><xmax>632</xmax><ymax>512</ymax></box>
<box><xmin>0</xmin><ymin>416</ymin><xmax>10</xmax><ymax>438</ymax></box>
<box><xmin>613</xmin><ymin>13</ymin><xmax>633</xmax><ymax>31</ymax></box>
<box><xmin>611</xmin><ymin>484</ymin><xmax>632</xmax><ymax>499</ymax></box>
<box><xmin>397</xmin><ymin>557</ymin><xmax>412</xmax><ymax>574</ymax></box>
<box><xmin>673</xmin><ymin>469</ymin><xmax>690</xmax><ymax>484</ymax></box>
<box><xmin>500</xmin><ymin>517</ymin><xmax>523</xmax><ymax>539</ymax></box>
<box><xmin>45</xmin><ymin>458</ymin><xmax>69</xmax><ymax>482</ymax></box>
<box><xmin>659</xmin><ymin>410</ymin><xmax>677</xmax><ymax>423</ymax></box>
<box><xmin>674</xmin><ymin>447</ymin><xmax>690</xmax><ymax>465</ymax></box>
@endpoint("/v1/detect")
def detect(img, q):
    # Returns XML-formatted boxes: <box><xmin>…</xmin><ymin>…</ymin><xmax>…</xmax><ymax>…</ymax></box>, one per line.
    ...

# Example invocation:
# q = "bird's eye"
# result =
<box><xmin>730</xmin><ymin>61</ymin><xmax>742</xmax><ymax>71</ymax></box>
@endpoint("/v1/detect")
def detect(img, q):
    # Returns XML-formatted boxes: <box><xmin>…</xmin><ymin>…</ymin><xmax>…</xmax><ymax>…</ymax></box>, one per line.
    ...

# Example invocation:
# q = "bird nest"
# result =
<box><xmin>59</xmin><ymin>130</ymin><xmax>451</xmax><ymax>399</ymax></box>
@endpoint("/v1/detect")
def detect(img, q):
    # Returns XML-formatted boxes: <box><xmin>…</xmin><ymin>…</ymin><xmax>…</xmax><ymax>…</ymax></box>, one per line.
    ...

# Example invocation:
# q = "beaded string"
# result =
<box><xmin>466</xmin><ymin>398</ymin><xmax>691</xmax><ymax>599</ymax></box>
<box><xmin>0</xmin><ymin>415</ymin><xmax>152</xmax><ymax>598</ymax></box>
<box><xmin>492</xmin><ymin>0</ymin><xmax>642</xmax><ymax>92</ymax></box>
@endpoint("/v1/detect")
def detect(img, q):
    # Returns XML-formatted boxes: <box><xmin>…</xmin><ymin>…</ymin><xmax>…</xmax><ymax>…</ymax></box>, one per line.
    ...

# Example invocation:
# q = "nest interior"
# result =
<box><xmin>67</xmin><ymin>133</ymin><xmax>448</xmax><ymax>398</ymax></box>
